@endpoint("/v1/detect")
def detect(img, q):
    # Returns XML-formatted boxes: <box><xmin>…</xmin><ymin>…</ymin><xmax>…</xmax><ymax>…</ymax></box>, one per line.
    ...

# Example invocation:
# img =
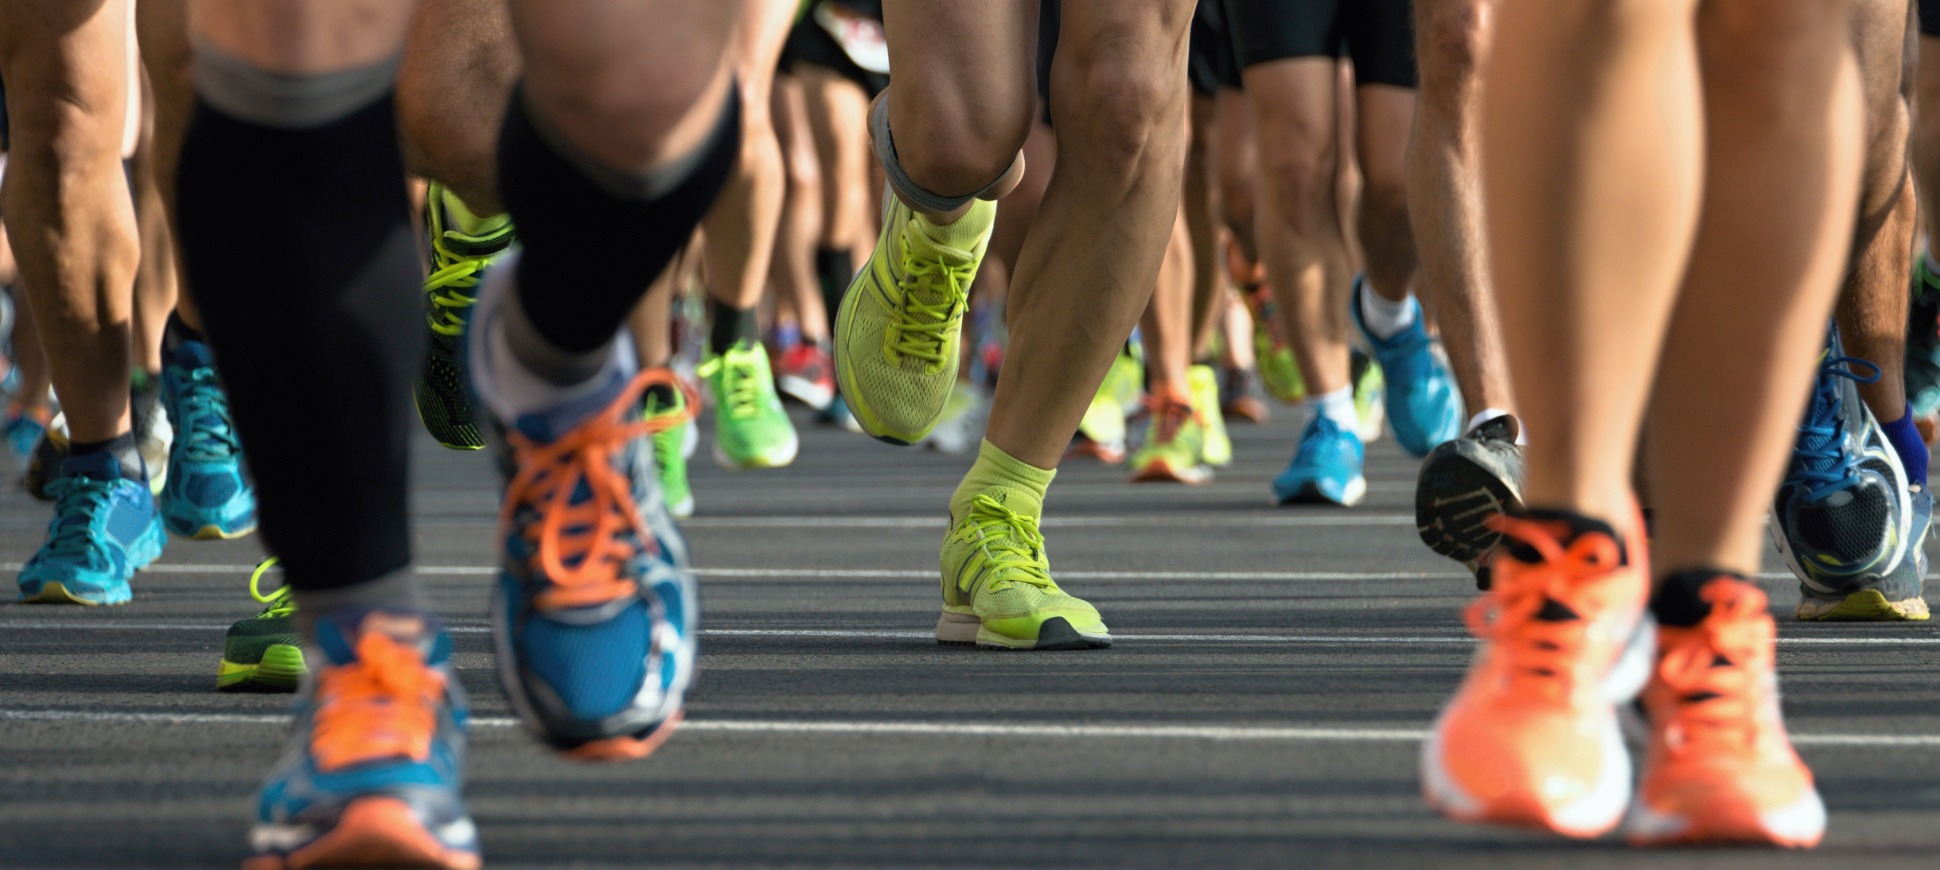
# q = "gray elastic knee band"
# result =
<box><xmin>871</xmin><ymin>95</ymin><xmax>1011</xmax><ymax>213</ymax></box>
<box><xmin>193</xmin><ymin>42</ymin><xmax>399</xmax><ymax>129</ymax></box>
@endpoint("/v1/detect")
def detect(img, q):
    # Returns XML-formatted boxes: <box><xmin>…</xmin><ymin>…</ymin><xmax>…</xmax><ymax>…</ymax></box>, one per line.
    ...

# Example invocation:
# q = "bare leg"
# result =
<box><xmin>1140</xmin><ymin>205</ymin><xmax>1196</xmax><ymax>390</ymax></box>
<box><xmin>397</xmin><ymin>0</ymin><xmax>520</xmax><ymax>216</ymax></box>
<box><xmin>1354</xmin><ymin>86</ymin><xmax>1418</xmax><ymax>304</ymax></box>
<box><xmin>700</xmin><ymin>0</ymin><xmax>795</xmax><ymax>312</ymax></box>
<box><xmin>1213</xmin><ymin>87</ymin><xmax>1259</xmax><ymax>263</ymax></box>
<box><xmin>771</xmin><ymin>72</ymin><xmax>828</xmax><ymax>342</ymax></box>
<box><xmin>797</xmin><ymin>66</ymin><xmax>876</xmax><ymax>272</ymax></box>
<box><xmin>0</xmin><ymin>0</ymin><xmax>140</xmax><ymax>445</ymax></box>
<box><xmin>1917</xmin><ymin>34</ymin><xmax>1940</xmax><ymax>242</ymax></box>
<box><xmin>1184</xmin><ymin>92</ymin><xmax>1224</xmax><ymax>354</ymax></box>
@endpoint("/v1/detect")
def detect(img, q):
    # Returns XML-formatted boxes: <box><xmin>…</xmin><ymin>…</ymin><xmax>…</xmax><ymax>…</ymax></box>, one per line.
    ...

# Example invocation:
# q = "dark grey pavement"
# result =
<box><xmin>3</xmin><ymin>404</ymin><xmax>1938</xmax><ymax>869</ymax></box>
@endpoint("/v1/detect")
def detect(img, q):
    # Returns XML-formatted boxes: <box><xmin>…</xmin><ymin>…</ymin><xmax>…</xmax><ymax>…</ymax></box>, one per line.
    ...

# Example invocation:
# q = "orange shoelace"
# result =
<box><xmin>1464</xmin><ymin>515</ymin><xmax>1626</xmax><ymax>702</ymax></box>
<box><xmin>500</xmin><ymin>369</ymin><xmax>695</xmax><ymax>611</ymax></box>
<box><xmin>1654</xmin><ymin>580</ymin><xmax>1773</xmax><ymax>753</ymax></box>
<box><xmin>310</xmin><ymin>632</ymin><xmax>447</xmax><ymax>772</ymax></box>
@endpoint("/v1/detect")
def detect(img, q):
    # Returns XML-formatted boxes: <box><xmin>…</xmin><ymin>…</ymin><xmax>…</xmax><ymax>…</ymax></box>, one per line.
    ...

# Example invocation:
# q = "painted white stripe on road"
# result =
<box><xmin>0</xmin><ymin>708</ymin><xmax>1932</xmax><ymax>746</ymax></box>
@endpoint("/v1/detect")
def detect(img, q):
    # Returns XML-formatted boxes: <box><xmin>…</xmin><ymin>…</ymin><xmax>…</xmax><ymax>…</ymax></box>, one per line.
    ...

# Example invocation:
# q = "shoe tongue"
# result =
<box><xmin>514</xmin><ymin>370</ymin><xmax>628</xmax><ymax>443</ymax></box>
<box><xmin>170</xmin><ymin>339</ymin><xmax>217</xmax><ymax>370</ymax></box>
<box><xmin>964</xmin><ymin>484</ymin><xmax>1042</xmax><ymax>526</ymax></box>
<box><xmin>314</xmin><ymin>608</ymin><xmax>449</xmax><ymax>667</ymax></box>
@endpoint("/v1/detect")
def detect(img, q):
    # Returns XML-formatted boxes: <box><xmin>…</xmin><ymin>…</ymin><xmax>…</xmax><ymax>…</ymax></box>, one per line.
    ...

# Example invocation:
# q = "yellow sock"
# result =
<box><xmin>440</xmin><ymin>187</ymin><xmax>512</xmax><ymax>237</ymax></box>
<box><xmin>950</xmin><ymin>439</ymin><xmax>1055</xmax><ymax>523</ymax></box>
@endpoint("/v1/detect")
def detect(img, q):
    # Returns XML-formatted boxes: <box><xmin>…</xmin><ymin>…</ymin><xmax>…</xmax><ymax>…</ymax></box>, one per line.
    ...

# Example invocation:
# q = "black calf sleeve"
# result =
<box><xmin>815</xmin><ymin>247</ymin><xmax>852</xmax><ymax>332</ymax></box>
<box><xmin>498</xmin><ymin>83</ymin><xmax>741</xmax><ymax>354</ymax></box>
<box><xmin>174</xmin><ymin>94</ymin><xmax>421</xmax><ymax>593</ymax></box>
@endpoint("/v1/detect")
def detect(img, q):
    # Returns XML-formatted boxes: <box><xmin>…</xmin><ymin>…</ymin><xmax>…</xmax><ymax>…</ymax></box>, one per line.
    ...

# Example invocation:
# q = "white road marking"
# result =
<box><xmin>0</xmin><ymin>707</ymin><xmax>1931</xmax><ymax>746</ymax></box>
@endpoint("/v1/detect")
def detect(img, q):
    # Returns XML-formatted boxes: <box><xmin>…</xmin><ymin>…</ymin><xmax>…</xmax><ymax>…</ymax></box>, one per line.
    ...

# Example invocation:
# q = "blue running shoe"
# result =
<box><xmin>17</xmin><ymin>452</ymin><xmax>165</xmax><ymax>604</ymax></box>
<box><xmin>468</xmin><ymin>259</ymin><xmax>698</xmax><ymax>761</ymax></box>
<box><xmin>160</xmin><ymin>339</ymin><xmax>257</xmax><ymax>539</ymax></box>
<box><xmin>1773</xmin><ymin>324</ymin><xmax>1925</xmax><ymax>620</ymax></box>
<box><xmin>4</xmin><ymin>405</ymin><xmax>46</xmax><ymax>458</ymax></box>
<box><xmin>1350</xmin><ymin>277</ymin><xmax>1462</xmax><ymax>457</ymax></box>
<box><xmin>1272</xmin><ymin>415</ymin><xmax>1367</xmax><ymax>506</ymax></box>
<box><xmin>247</xmin><ymin>611</ymin><xmax>479</xmax><ymax>870</ymax></box>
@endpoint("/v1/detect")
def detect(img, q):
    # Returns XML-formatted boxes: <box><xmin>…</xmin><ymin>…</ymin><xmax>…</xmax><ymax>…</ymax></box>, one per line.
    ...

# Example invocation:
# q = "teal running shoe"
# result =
<box><xmin>1350</xmin><ymin>278</ymin><xmax>1461</xmax><ymax>457</ymax></box>
<box><xmin>160</xmin><ymin>339</ymin><xmax>256</xmax><ymax>539</ymax></box>
<box><xmin>4</xmin><ymin>405</ymin><xmax>46</xmax><ymax>458</ymax></box>
<box><xmin>698</xmin><ymin>339</ymin><xmax>799</xmax><ymax>470</ymax></box>
<box><xmin>218</xmin><ymin>558</ymin><xmax>306</xmax><ymax>692</ymax></box>
<box><xmin>247</xmin><ymin>610</ymin><xmax>479</xmax><ymax>870</ymax></box>
<box><xmin>1272</xmin><ymin>415</ymin><xmax>1367</xmax><ymax>507</ymax></box>
<box><xmin>17</xmin><ymin>453</ymin><xmax>165</xmax><ymax>604</ymax></box>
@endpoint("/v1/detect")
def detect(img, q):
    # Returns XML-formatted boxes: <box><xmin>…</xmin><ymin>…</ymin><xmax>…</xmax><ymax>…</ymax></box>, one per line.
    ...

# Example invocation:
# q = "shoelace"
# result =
<box><xmin>171</xmin><ymin>363</ymin><xmax>242</xmax><ymax>462</ymax></box>
<box><xmin>1791</xmin><ymin>355</ymin><xmax>1880</xmax><ymax>499</ymax></box>
<box><xmin>248</xmin><ymin>557</ymin><xmax>296</xmax><ymax>619</ymax></box>
<box><xmin>310</xmin><ymin>630</ymin><xmax>446</xmax><ymax>772</ymax></box>
<box><xmin>1463</xmin><ymin>515</ymin><xmax>1625</xmax><ymax>701</ymax></box>
<box><xmin>1142</xmin><ymin>394</ymin><xmax>1198</xmax><ymax>446</ymax></box>
<box><xmin>961</xmin><ymin>494</ymin><xmax>1056</xmax><ymax>592</ymax></box>
<box><xmin>884</xmin><ymin>224</ymin><xmax>972</xmax><ymax>371</ymax></box>
<box><xmin>39</xmin><ymin>475</ymin><xmax>118</xmax><ymax>563</ymax></box>
<box><xmin>423</xmin><ymin>220</ymin><xmax>511</xmax><ymax>336</ymax></box>
<box><xmin>1655</xmin><ymin>581</ymin><xmax>1773</xmax><ymax>753</ymax></box>
<box><xmin>697</xmin><ymin>346</ymin><xmax>767</xmax><ymax>420</ymax></box>
<box><xmin>501</xmin><ymin>369</ymin><xmax>694</xmax><ymax>610</ymax></box>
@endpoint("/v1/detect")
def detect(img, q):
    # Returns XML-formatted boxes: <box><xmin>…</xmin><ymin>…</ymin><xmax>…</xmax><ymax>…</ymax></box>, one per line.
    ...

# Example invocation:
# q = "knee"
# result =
<box><xmin>525</xmin><ymin>44</ymin><xmax>731</xmax><ymax>171</ymax></box>
<box><xmin>893</xmin><ymin>105</ymin><xmax>1032</xmax><ymax>198</ymax></box>
<box><xmin>1050</xmin><ymin>36</ymin><xmax>1186</xmax><ymax>183</ymax></box>
<box><xmin>1254</xmin><ymin>127</ymin><xmax>1337</xmax><ymax>225</ymax></box>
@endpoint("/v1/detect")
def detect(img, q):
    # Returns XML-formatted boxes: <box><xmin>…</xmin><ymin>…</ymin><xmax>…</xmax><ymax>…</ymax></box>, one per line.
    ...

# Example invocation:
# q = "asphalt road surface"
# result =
<box><xmin>3</xmin><ymin>403</ymin><xmax>1938</xmax><ymax>869</ymax></box>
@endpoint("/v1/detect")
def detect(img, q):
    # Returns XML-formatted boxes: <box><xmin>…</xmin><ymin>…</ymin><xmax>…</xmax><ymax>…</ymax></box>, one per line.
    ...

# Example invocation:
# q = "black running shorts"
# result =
<box><xmin>784</xmin><ymin>1</ymin><xmax>889</xmax><ymax>99</ymax></box>
<box><xmin>1923</xmin><ymin>0</ymin><xmax>1940</xmax><ymax>38</ymax></box>
<box><xmin>1222</xmin><ymin>0</ymin><xmax>1418</xmax><ymax>89</ymax></box>
<box><xmin>1189</xmin><ymin>0</ymin><xmax>1243</xmax><ymax>95</ymax></box>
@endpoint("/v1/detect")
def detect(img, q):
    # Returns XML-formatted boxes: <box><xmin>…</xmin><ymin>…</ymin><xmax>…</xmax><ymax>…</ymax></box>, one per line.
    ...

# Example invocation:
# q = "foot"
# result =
<box><xmin>159</xmin><ymin>338</ymin><xmax>257</xmax><ymax>539</ymax></box>
<box><xmin>1246</xmin><ymin>289</ymin><xmax>1306</xmax><ymax>404</ymax></box>
<box><xmin>415</xmin><ymin>182</ymin><xmax>515</xmax><ymax>452</ymax></box>
<box><xmin>218</xmin><ymin>558</ymin><xmax>306</xmax><ymax>692</ymax></box>
<box><xmin>1187</xmin><ymin>365</ymin><xmax>1231</xmax><ymax>467</ymax></box>
<box><xmin>4</xmin><ymin>402</ymin><xmax>48</xmax><ymax>458</ymax></box>
<box><xmin>1624</xmin><ymin>578</ymin><xmax>1825</xmax><ymax>848</ymax></box>
<box><xmin>1129</xmin><ymin>393</ymin><xmax>1211</xmax><ymax>484</ymax></box>
<box><xmin>775</xmin><ymin>342</ymin><xmax>836</xmax><ymax>410</ymax></box>
<box><xmin>926</xmin><ymin>381</ymin><xmax>989</xmax><ymax>455</ymax></box>
<box><xmin>1771</xmin><ymin>325</ymin><xmax>1923</xmax><ymax>620</ymax></box>
<box><xmin>939</xmin><ymin>493</ymin><xmax>1111</xmax><ymax>650</ymax></box>
<box><xmin>833</xmin><ymin>195</ymin><xmax>993</xmax><ymax>444</ymax></box>
<box><xmin>17</xmin><ymin>453</ymin><xmax>164</xmax><ymax>605</ymax></box>
<box><xmin>1272</xmin><ymin>416</ymin><xmax>1366</xmax><ymax>507</ymax></box>
<box><xmin>245</xmin><ymin>611</ymin><xmax>478</xmax><ymax>870</ymax></box>
<box><xmin>642</xmin><ymin>378</ymin><xmax>695</xmax><ymax>519</ymax></box>
<box><xmin>1350</xmin><ymin>348</ymin><xmax>1386</xmax><ymax>444</ymax></box>
<box><xmin>1416</xmin><ymin>416</ymin><xmax>1526</xmax><ymax>589</ymax></box>
<box><xmin>1350</xmin><ymin>279</ymin><xmax>1461</xmax><ymax>457</ymax></box>
<box><xmin>699</xmin><ymin>339</ymin><xmax>800</xmax><ymax>470</ymax></box>
<box><xmin>1421</xmin><ymin>510</ymin><xmax>1652</xmax><ymax>838</ymax></box>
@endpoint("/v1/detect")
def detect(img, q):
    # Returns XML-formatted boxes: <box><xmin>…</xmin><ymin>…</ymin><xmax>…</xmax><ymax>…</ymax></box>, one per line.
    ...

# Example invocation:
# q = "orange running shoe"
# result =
<box><xmin>1421</xmin><ymin>509</ymin><xmax>1654</xmax><ymax>837</ymax></box>
<box><xmin>1624</xmin><ymin>576</ymin><xmax>1825</xmax><ymax>848</ymax></box>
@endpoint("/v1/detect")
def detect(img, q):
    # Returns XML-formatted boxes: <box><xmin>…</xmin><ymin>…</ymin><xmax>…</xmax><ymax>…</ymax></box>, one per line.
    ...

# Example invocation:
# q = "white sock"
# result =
<box><xmin>1358</xmin><ymin>285</ymin><xmax>1416</xmax><ymax>340</ymax></box>
<box><xmin>469</xmin><ymin>257</ymin><xmax>637</xmax><ymax>422</ymax></box>
<box><xmin>1304</xmin><ymin>386</ymin><xmax>1358</xmax><ymax>432</ymax></box>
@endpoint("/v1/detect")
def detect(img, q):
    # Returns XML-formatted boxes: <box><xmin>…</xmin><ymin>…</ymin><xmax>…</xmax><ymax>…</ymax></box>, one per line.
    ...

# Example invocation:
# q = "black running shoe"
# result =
<box><xmin>416</xmin><ymin>182</ymin><xmax>515</xmax><ymax>451</ymax></box>
<box><xmin>1415</xmin><ymin>414</ymin><xmax>1525</xmax><ymax>588</ymax></box>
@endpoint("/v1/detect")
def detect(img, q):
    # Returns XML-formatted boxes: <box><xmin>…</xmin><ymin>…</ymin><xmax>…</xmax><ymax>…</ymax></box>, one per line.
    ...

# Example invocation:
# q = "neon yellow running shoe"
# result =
<box><xmin>834</xmin><ymin>194</ymin><xmax>995</xmax><ymax>444</ymax></box>
<box><xmin>699</xmin><ymin>340</ymin><xmax>799</xmax><ymax>470</ymax></box>
<box><xmin>643</xmin><ymin>379</ymin><xmax>695</xmax><ymax>518</ymax></box>
<box><xmin>1188</xmin><ymin>364</ymin><xmax>1231</xmax><ymax>467</ymax></box>
<box><xmin>417</xmin><ymin>182</ymin><xmax>515</xmax><ymax>451</ymax></box>
<box><xmin>216</xmin><ymin>558</ymin><xmax>306</xmax><ymax>692</ymax></box>
<box><xmin>1351</xmin><ymin>349</ymin><xmax>1387</xmax><ymax>445</ymax></box>
<box><xmin>1129</xmin><ymin>393</ymin><xmax>1211</xmax><ymax>485</ymax></box>
<box><xmin>938</xmin><ymin>494</ymin><xmax>1111</xmax><ymax>650</ymax></box>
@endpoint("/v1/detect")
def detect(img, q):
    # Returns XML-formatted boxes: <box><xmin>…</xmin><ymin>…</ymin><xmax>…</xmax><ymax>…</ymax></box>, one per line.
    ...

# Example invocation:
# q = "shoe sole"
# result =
<box><xmin>562</xmin><ymin>709</ymin><xmax>684</xmax><ymax>762</ymax></box>
<box><xmin>1624</xmin><ymin>789</ymin><xmax>1826</xmax><ymax>848</ymax></box>
<box><xmin>1416</xmin><ymin>443</ymin><xmax>1524</xmax><ymax>586</ymax></box>
<box><xmin>217</xmin><ymin>644</ymin><xmax>307</xmax><ymax>692</ymax></box>
<box><xmin>18</xmin><ymin>581</ymin><xmax>128</xmax><ymax>606</ymax></box>
<box><xmin>245</xmin><ymin>796</ymin><xmax>480</xmax><ymax>870</ymax></box>
<box><xmin>777</xmin><ymin>376</ymin><xmax>835</xmax><ymax>411</ymax></box>
<box><xmin>173</xmin><ymin>521</ymin><xmax>258</xmax><ymax>541</ymax></box>
<box><xmin>1276</xmin><ymin>477</ymin><xmax>1367</xmax><ymax>508</ymax></box>
<box><xmin>1065</xmin><ymin>440</ymin><xmax>1126</xmax><ymax>465</ymax></box>
<box><xmin>935</xmin><ymin>612</ymin><xmax>1112</xmax><ymax>650</ymax></box>
<box><xmin>1795</xmin><ymin>588</ymin><xmax>1931</xmax><ymax>621</ymax></box>
<box><xmin>712</xmin><ymin>433</ymin><xmax>799</xmax><ymax>471</ymax></box>
<box><xmin>1130</xmin><ymin>458</ymin><xmax>1212</xmax><ymax>485</ymax></box>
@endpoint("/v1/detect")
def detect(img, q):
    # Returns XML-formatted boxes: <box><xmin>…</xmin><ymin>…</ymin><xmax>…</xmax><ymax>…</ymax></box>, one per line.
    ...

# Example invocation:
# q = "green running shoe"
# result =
<box><xmin>416</xmin><ymin>182</ymin><xmax>515</xmax><ymax>451</ymax></box>
<box><xmin>699</xmin><ymin>340</ymin><xmax>799</xmax><ymax>470</ymax></box>
<box><xmin>643</xmin><ymin>379</ymin><xmax>695</xmax><ymax>518</ymax></box>
<box><xmin>834</xmin><ymin>194</ymin><xmax>994</xmax><ymax>444</ymax></box>
<box><xmin>938</xmin><ymin>493</ymin><xmax>1112</xmax><ymax>650</ymax></box>
<box><xmin>1188</xmin><ymin>364</ymin><xmax>1231</xmax><ymax>467</ymax></box>
<box><xmin>217</xmin><ymin>558</ymin><xmax>305</xmax><ymax>692</ymax></box>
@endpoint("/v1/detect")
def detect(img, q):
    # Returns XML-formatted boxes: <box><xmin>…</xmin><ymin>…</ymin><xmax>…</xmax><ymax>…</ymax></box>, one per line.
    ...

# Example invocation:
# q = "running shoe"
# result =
<box><xmin>16</xmin><ymin>452</ymin><xmax>165</xmax><ymax>605</ymax></box>
<box><xmin>1072</xmin><ymin>391</ymin><xmax>1128</xmax><ymax>465</ymax></box>
<box><xmin>218</xmin><ymin>558</ymin><xmax>306</xmax><ymax>692</ymax></box>
<box><xmin>1625</xmin><ymin>577</ymin><xmax>1825</xmax><ymax>848</ymax></box>
<box><xmin>833</xmin><ymin>193</ymin><xmax>993</xmax><ymax>444</ymax></box>
<box><xmin>1417</xmin><ymin>415</ymin><xmax>1526</xmax><ymax>589</ymax></box>
<box><xmin>1129</xmin><ymin>393</ymin><xmax>1210</xmax><ymax>484</ymax></box>
<box><xmin>775</xmin><ymin>342</ymin><xmax>836</xmax><ymax>410</ymax></box>
<box><xmin>643</xmin><ymin>379</ymin><xmax>695</xmax><ymax>519</ymax></box>
<box><xmin>1350</xmin><ymin>278</ymin><xmax>1461</xmax><ymax>457</ymax></box>
<box><xmin>1421</xmin><ymin>510</ymin><xmax>1653</xmax><ymax>838</ymax></box>
<box><xmin>131</xmin><ymin>371</ymin><xmax>172</xmax><ymax>495</ymax></box>
<box><xmin>21</xmin><ymin>411</ymin><xmax>68</xmax><ymax>501</ymax></box>
<box><xmin>1907</xmin><ymin>257</ymin><xmax>1940</xmax><ymax>420</ymax></box>
<box><xmin>699</xmin><ymin>339</ymin><xmax>799</xmax><ymax>470</ymax></box>
<box><xmin>1272</xmin><ymin>415</ymin><xmax>1366</xmax><ymax>506</ymax></box>
<box><xmin>416</xmin><ymin>182</ymin><xmax>514</xmax><ymax>452</ymax></box>
<box><xmin>1771</xmin><ymin>327</ymin><xmax>1922</xmax><ymax>620</ymax></box>
<box><xmin>4</xmin><ymin>401</ymin><xmax>48</xmax><ymax>458</ymax></box>
<box><xmin>1187</xmin><ymin>365</ymin><xmax>1231</xmax><ymax>467</ymax></box>
<box><xmin>938</xmin><ymin>493</ymin><xmax>1111</xmax><ymax>650</ymax></box>
<box><xmin>1100</xmin><ymin>347</ymin><xmax>1145</xmax><ymax>410</ymax></box>
<box><xmin>927</xmin><ymin>381</ymin><xmax>989</xmax><ymax>455</ymax></box>
<box><xmin>1220</xmin><ymin>367</ymin><xmax>1270</xmax><ymax>424</ymax></box>
<box><xmin>160</xmin><ymin>338</ymin><xmax>257</xmax><ymax>539</ymax></box>
<box><xmin>476</xmin><ymin>356</ymin><xmax>697</xmax><ymax>759</ymax></box>
<box><xmin>245</xmin><ymin>611</ymin><xmax>478</xmax><ymax>870</ymax></box>
<box><xmin>1351</xmin><ymin>349</ymin><xmax>1386</xmax><ymax>445</ymax></box>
